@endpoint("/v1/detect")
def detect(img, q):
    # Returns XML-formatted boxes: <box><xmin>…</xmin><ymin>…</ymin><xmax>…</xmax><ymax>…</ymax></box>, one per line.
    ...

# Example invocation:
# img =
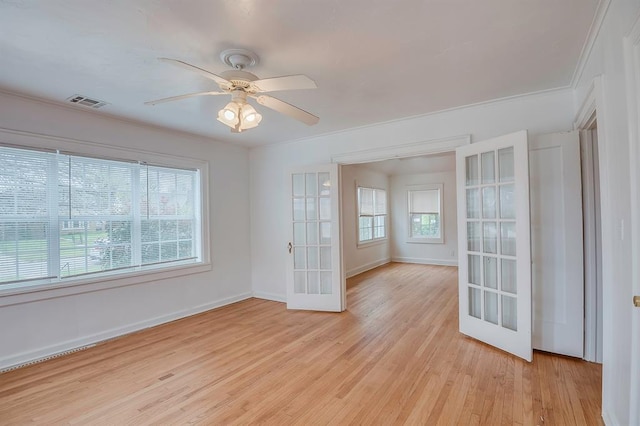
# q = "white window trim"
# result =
<box><xmin>406</xmin><ymin>183</ymin><xmax>444</xmax><ymax>244</ymax></box>
<box><xmin>0</xmin><ymin>127</ymin><xmax>211</xmax><ymax>303</ymax></box>
<box><xmin>356</xmin><ymin>184</ymin><xmax>387</xmax><ymax>247</ymax></box>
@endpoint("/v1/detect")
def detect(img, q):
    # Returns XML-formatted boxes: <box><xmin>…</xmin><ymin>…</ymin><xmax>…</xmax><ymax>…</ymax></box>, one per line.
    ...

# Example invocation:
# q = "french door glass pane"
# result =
<box><xmin>466</xmin><ymin>189</ymin><xmax>480</xmax><ymax>219</ymax></box>
<box><xmin>320</xmin><ymin>271</ymin><xmax>332</xmax><ymax>294</ymax></box>
<box><xmin>498</xmin><ymin>147</ymin><xmax>515</xmax><ymax>183</ymax></box>
<box><xmin>502</xmin><ymin>295</ymin><xmax>517</xmax><ymax>331</ymax></box>
<box><xmin>483</xmin><ymin>222</ymin><xmax>497</xmax><ymax>254</ymax></box>
<box><xmin>467</xmin><ymin>222</ymin><xmax>481</xmax><ymax>252</ymax></box>
<box><xmin>293</xmin><ymin>222</ymin><xmax>306</xmax><ymax>245</ymax></box>
<box><xmin>318</xmin><ymin>172</ymin><xmax>331</xmax><ymax>196</ymax></box>
<box><xmin>501</xmin><ymin>259</ymin><xmax>517</xmax><ymax>294</ymax></box>
<box><xmin>293</xmin><ymin>198</ymin><xmax>305</xmax><ymax>221</ymax></box>
<box><xmin>500</xmin><ymin>222</ymin><xmax>516</xmax><ymax>256</ymax></box>
<box><xmin>294</xmin><ymin>247</ymin><xmax>306</xmax><ymax>269</ymax></box>
<box><xmin>319</xmin><ymin>197</ymin><xmax>331</xmax><ymax>220</ymax></box>
<box><xmin>307</xmin><ymin>246</ymin><xmax>318</xmax><ymax>269</ymax></box>
<box><xmin>483</xmin><ymin>257</ymin><xmax>497</xmax><ymax>289</ymax></box>
<box><xmin>320</xmin><ymin>246</ymin><xmax>331</xmax><ymax>270</ymax></box>
<box><xmin>306</xmin><ymin>222</ymin><xmax>318</xmax><ymax>245</ymax></box>
<box><xmin>320</xmin><ymin>222</ymin><xmax>331</xmax><ymax>245</ymax></box>
<box><xmin>482</xmin><ymin>187</ymin><xmax>496</xmax><ymax>218</ymax></box>
<box><xmin>500</xmin><ymin>184</ymin><xmax>515</xmax><ymax>219</ymax></box>
<box><xmin>466</xmin><ymin>155</ymin><xmax>479</xmax><ymax>186</ymax></box>
<box><xmin>481</xmin><ymin>151</ymin><xmax>496</xmax><ymax>184</ymax></box>
<box><xmin>292</xmin><ymin>174</ymin><xmax>304</xmax><ymax>197</ymax></box>
<box><xmin>469</xmin><ymin>287</ymin><xmax>482</xmax><ymax>318</ymax></box>
<box><xmin>306</xmin><ymin>198</ymin><xmax>317</xmax><ymax>220</ymax></box>
<box><xmin>484</xmin><ymin>291</ymin><xmax>499</xmax><ymax>324</ymax></box>
<box><xmin>305</xmin><ymin>173</ymin><xmax>317</xmax><ymax>197</ymax></box>
<box><xmin>468</xmin><ymin>254</ymin><xmax>481</xmax><ymax>285</ymax></box>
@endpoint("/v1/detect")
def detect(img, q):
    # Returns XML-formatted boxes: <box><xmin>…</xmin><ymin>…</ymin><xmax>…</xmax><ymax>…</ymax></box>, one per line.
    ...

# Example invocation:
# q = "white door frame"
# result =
<box><xmin>624</xmin><ymin>16</ymin><xmax>640</xmax><ymax>424</ymax></box>
<box><xmin>574</xmin><ymin>76</ymin><xmax>608</xmax><ymax>364</ymax></box>
<box><xmin>331</xmin><ymin>135</ymin><xmax>471</xmax><ymax>291</ymax></box>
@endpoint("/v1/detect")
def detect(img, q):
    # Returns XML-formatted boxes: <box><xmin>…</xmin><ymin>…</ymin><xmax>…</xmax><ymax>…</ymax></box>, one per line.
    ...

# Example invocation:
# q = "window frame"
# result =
<box><xmin>356</xmin><ymin>185</ymin><xmax>387</xmax><ymax>247</ymax></box>
<box><xmin>0</xmin><ymin>130</ymin><xmax>210</xmax><ymax>302</ymax></box>
<box><xmin>407</xmin><ymin>183</ymin><xmax>444</xmax><ymax>244</ymax></box>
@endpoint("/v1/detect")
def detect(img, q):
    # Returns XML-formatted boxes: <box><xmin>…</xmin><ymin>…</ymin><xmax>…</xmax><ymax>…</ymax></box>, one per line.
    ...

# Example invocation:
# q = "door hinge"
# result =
<box><xmin>634</xmin><ymin>295</ymin><xmax>640</xmax><ymax>307</ymax></box>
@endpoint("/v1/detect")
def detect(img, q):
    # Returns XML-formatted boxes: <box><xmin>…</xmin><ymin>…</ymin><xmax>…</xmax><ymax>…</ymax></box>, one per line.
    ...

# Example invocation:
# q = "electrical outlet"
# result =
<box><xmin>450</xmin><ymin>249</ymin><xmax>456</xmax><ymax>257</ymax></box>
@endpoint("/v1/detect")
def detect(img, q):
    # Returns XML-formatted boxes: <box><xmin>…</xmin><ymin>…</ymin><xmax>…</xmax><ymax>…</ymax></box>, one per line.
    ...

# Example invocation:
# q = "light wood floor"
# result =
<box><xmin>0</xmin><ymin>263</ymin><xmax>602</xmax><ymax>425</ymax></box>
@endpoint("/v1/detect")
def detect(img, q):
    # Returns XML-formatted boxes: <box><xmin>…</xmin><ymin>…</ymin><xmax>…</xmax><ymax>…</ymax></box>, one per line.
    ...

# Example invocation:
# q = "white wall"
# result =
<box><xmin>572</xmin><ymin>2</ymin><xmax>640</xmax><ymax>424</ymax></box>
<box><xmin>390</xmin><ymin>169</ymin><xmax>457</xmax><ymax>266</ymax></box>
<box><xmin>341</xmin><ymin>164</ymin><xmax>390</xmax><ymax>278</ymax></box>
<box><xmin>0</xmin><ymin>92</ymin><xmax>252</xmax><ymax>369</ymax></box>
<box><xmin>250</xmin><ymin>88</ymin><xmax>575</xmax><ymax>301</ymax></box>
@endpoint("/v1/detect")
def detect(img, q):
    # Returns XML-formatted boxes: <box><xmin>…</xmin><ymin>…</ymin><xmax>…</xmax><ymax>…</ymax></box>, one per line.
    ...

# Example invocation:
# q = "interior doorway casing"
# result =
<box><xmin>331</xmin><ymin>135</ymin><xmax>471</xmax><ymax>165</ymax></box>
<box><xmin>574</xmin><ymin>77</ymin><xmax>607</xmax><ymax>365</ymax></box>
<box><xmin>332</xmin><ymin>134</ymin><xmax>471</xmax><ymax>305</ymax></box>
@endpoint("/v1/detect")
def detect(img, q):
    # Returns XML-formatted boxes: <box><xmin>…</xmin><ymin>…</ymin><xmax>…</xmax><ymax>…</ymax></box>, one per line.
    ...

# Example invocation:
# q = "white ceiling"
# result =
<box><xmin>0</xmin><ymin>1</ymin><xmax>598</xmax><ymax>148</ymax></box>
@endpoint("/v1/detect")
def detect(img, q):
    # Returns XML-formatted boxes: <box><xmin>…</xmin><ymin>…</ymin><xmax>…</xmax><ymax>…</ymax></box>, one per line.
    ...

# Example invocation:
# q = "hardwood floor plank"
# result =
<box><xmin>0</xmin><ymin>263</ymin><xmax>603</xmax><ymax>425</ymax></box>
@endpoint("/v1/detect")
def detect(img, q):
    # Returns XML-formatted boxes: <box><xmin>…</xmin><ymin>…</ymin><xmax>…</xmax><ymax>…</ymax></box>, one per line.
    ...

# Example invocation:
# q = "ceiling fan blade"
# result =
<box><xmin>145</xmin><ymin>91</ymin><xmax>227</xmax><ymax>106</ymax></box>
<box><xmin>250</xmin><ymin>75</ymin><xmax>317</xmax><ymax>93</ymax></box>
<box><xmin>158</xmin><ymin>58</ymin><xmax>232</xmax><ymax>88</ymax></box>
<box><xmin>254</xmin><ymin>95</ymin><xmax>319</xmax><ymax>125</ymax></box>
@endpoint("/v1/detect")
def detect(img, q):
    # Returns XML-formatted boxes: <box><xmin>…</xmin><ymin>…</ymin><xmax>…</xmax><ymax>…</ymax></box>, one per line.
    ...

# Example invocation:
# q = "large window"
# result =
<box><xmin>408</xmin><ymin>184</ymin><xmax>444</xmax><ymax>243</ymax></box>
<box><xmin>357</xmin><ymin>186</ymin><xmax>386</xmax><ymax>243</ymax></box>
<box><xmin>0</xmin><ymin>145</ymin><xmax>201</xmax><ymax>287</ymax></box>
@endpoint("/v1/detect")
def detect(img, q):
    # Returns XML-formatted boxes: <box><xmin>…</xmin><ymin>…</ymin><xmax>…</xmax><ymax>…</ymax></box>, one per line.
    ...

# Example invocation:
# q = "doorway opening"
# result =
<box><xmin>340</xmin><ymin>152</ymin><xmax>457</xmax><ymax>291</ymax></box>
<box><xmin>332</xmin><ymin>136</ymin><xmax>470</xmax><ymax>307</ymax></box>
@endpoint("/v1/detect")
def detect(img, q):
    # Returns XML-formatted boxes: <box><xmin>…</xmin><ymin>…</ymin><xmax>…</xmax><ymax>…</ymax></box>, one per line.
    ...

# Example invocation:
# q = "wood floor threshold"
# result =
<box><xmin>0</xmin><ymin>263</ymin><xmax>602</xmax><ymax>425</ymax></box>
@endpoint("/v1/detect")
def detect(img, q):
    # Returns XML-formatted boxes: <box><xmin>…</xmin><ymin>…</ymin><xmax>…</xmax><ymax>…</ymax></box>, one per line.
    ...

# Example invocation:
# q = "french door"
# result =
<box><xmin>286</xmin><ymin>164</ymin><xmax>344</xmax><ymax>312</ymax></box>
<box><xmin>456</xmin><ymin>131</ymin><xmax>532</xmax><ymax>361</ymax></box>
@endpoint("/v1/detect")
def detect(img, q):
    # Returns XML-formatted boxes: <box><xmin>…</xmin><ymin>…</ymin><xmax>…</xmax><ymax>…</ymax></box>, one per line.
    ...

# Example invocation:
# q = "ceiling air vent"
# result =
<box><xmin>66</xmin><ymin>94</ymin><xmax>108</xmax><ymax>109</ymax></box>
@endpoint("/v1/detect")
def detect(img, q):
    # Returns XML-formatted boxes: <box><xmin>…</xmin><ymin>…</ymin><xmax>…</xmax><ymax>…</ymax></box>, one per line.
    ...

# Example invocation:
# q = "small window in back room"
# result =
<box><xmin>407</xmin><ymin>184</ymin><xmax>444</xmax><ymax>243</ymax></box>
<box><xmin>357</xmin><ymin>186</ymin><xmax>386</xmax><ymax>244</ymax></box>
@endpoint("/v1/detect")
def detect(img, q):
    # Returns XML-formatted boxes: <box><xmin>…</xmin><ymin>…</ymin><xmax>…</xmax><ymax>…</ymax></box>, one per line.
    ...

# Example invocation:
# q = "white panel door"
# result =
<box><xmin>286</xmin><ymin>164</ymin><xmax>344</xmax><ymax>312</ymax></box>
<box><xmin>529</xmin><ymin>131</ymin><xmax>584</xmax><ymax>357</ymax></box>
<box><xmin>456</xmin><ymin>131</ymin><xmax>532</xmax><ymax>361</ymax></box>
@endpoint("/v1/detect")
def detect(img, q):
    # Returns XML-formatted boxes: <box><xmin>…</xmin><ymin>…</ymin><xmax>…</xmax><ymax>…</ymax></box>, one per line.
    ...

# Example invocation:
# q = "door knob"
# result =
<box><xmin>634</xmin><ymin>295</ymin><xmax>640</xmax><ymax>307</ymax></box>
<box><xmin>288</xmin><ymin>242</ymin><xmax>292</xmax><ymax>254</ymax></box>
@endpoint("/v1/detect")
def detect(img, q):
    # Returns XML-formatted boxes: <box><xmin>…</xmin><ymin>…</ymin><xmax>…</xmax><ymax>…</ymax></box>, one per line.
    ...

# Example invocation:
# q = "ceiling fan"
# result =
<box><xmin>145</xmin><ymin>49</ymin><xmax>319</xmax><ymax>133</ymax></box>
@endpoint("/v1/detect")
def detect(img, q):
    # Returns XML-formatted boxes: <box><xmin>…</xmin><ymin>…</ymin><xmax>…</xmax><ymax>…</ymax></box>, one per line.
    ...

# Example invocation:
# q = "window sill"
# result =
<box><xmin>406</xmin><ymin>238</ymin><xmax>444</xmax><ymax>244</ymax></box>
<box><xmin>357</xmin><ymin>238</ymin><xmax>388</xmax><ymax>249</ymax></box>
<box><xmin>0</xmin><ymin>261</ymin><xmax>212</xmax><ymax>307</ymax></box>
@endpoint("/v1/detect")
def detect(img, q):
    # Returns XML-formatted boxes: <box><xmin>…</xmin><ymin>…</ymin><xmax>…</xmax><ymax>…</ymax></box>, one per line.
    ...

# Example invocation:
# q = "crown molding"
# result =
<box><xmin>570</xmin><ymin>0</ymin><xmax>611</xmax><ymax>89</ymax></box>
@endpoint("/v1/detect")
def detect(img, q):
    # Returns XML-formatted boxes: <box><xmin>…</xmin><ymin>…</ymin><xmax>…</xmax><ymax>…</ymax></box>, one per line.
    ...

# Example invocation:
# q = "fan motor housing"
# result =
<box><xmin>220</xmin><ymin>70</ymin><xmax>259</xmax><ymax>89</ymax></box>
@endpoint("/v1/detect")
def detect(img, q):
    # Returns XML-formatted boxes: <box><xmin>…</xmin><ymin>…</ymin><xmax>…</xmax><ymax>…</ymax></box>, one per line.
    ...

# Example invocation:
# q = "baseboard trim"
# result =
<box><xmin>601</xmin><ymin>408</ymin><xmax>616</xmax><ymax>426</ymax></box>
<box><xmin>346</xmin><ymin>258</ymin><xmax>391</xmax><ymax>279</ymax></box>
<box><xmin>0</xmin><ymin>292</ymin><xmax>252</xmax><ymax>371</ymax></box>
<box><xmin>252</xmin><ymin>291</ymin><xmax>286</xmax><ymax>303</ymax></box>
<box><xmin>392</xmin><ymin>257</ymin><xmax>458</xmax><ymax>267</ymax></box>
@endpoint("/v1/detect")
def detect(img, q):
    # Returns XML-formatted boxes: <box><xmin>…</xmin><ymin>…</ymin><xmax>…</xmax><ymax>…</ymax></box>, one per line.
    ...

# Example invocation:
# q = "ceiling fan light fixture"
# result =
<box><xmin>217</xmin><ymin>101</ymin><xmax>240</xmax><ymax>128</ymax></box>
<box><xmin>240</xmin><ymin>103</ymin><xmax>262</xmax><ymax>129</ymax></box>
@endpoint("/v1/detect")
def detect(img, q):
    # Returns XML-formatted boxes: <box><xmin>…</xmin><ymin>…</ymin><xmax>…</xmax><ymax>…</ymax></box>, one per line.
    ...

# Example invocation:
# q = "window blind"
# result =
<box><xmin>358</xmin><ymin>187</ymin><xmax>374</xmax><ymax>216</ymax></box>
<box><xmin>0</xmin><ymin>147</ymin><xmax>53</xmax><ymax>283</ymax></box>
<box><xmin>410</xmin><ymin>189</ymin><xmax>440</xmax><ymax>213</ymax></box>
